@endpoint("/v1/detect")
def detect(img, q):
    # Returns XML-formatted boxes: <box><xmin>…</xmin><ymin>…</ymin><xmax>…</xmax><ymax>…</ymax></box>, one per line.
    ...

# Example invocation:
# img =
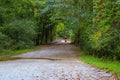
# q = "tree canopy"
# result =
<box><xmin>0</xmin><ymin>0</ymin><xmax>120</xmax><ymax>60</ymax></box>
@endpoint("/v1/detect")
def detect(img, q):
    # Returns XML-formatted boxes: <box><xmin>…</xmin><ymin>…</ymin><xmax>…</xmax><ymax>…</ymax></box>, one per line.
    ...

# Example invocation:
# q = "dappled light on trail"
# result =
<box><xmin>53</xmin><ymin>39</ymin><xmax>71</xmax><ymax>44</ymax></box>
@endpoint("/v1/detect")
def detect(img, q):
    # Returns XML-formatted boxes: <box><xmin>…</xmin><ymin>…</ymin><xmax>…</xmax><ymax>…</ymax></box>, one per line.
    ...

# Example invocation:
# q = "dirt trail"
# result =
<box><xmin>14</xmin><ymin>44</ymin><xmax>78</xmax><ymax>60</ymax></box>
<box><xmin>0</xmin><ymin>41</ymin><xmax>116</xmax><ymax>80</ymax></box>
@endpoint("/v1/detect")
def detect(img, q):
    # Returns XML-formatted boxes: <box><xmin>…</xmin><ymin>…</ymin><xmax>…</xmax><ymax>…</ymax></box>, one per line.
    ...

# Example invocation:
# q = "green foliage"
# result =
<box><xmin>56</xmin><ymin>23</ymin><xmax>65</xmax><ymax>37</ymax></box>
<box><xmin>79</xmin><ymin>51</ymin><xmax>120</xmax><ymax>76</ymax></box>
<box><xmin>51</xmin><ymin>0</ymin><xmax>120</xmax><ymax>60</ymax></box>
<box><xmin>0</xmin><ymin>31</ymin><xmax>10</xmax><ymax>49</ymax></box>
<box><xmin>89</xmin><ymin>0</ymin><xmax>120</xmax><ymax>59</ymax></box>
<box><xmin>0</xmin><ymin>0</ymin><xmax>37</xmax><ymax>50</ymax></box>
<box><xmin>1</xmin><ymin>20</ymin><xmax>36</xmax><ymax>49</ymax></box>
<box><xmin>0</xmin><ymin>0</ymin><xmax>120</xmax><ymax>60</ymax></box>
<box><xmin>63</xmin><ymin>0</ymin><xmax>120</xmax><ymax>60</ymax></box>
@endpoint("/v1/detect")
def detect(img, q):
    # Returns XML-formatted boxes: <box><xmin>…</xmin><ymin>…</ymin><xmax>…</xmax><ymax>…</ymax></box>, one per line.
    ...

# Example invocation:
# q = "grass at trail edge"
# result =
<box><xmin>78</xmin><ymin>51</ymin><xmax>120</xmax><ymax>77</ymax></box>
<box><xmin>0</xmin><ymin>47</ymin><xmax>38</xmax><ymax>61</ymax></box>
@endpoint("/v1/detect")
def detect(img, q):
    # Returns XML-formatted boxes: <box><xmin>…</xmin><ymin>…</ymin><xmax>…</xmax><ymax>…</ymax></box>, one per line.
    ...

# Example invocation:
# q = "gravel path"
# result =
<box><xmin>0</xmin><ymin>42</ymin><xmax>116</xmax><ymax>80</ymax></box>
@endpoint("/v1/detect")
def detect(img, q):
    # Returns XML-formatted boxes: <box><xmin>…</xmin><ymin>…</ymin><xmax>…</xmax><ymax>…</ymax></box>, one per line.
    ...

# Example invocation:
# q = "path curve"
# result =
<box><xmin>0</xmin><ymin>42</ymin><xmax>116</xmax><ymax>80</ymax></box>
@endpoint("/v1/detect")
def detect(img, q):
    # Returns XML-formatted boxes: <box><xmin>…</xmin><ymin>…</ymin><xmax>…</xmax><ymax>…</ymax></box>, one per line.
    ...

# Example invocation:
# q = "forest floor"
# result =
<box><xmin>0</xmin><ymin>40</ymin><xmax>117</xmax><ymax>80</ymax></box>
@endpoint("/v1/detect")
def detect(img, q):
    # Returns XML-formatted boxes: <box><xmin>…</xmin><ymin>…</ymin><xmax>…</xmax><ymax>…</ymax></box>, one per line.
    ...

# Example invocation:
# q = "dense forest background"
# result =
<box><xmin>0</xmin><ymin>0</ymin><xmax>120</xmax><ymax>60</ymax></box>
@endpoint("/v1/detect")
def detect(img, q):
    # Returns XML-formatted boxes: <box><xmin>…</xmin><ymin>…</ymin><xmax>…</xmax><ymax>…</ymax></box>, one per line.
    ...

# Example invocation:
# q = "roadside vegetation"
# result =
<box><xmin>0</xmin><ymin>47</ymin><xmax>38</xmax><ymax>61</ymax></box>
<box><xmin>79</xmin><ymin>51</ymin><xmax>120</xmax><ymax>77</ymax></box>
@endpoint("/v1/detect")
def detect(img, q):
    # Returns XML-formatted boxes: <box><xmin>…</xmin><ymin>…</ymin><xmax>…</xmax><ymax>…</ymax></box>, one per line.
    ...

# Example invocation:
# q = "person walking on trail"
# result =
<box><xmin>64</xmin><ymin>36</ymin><xmax>67</xmax><ymax>43</ymax></box>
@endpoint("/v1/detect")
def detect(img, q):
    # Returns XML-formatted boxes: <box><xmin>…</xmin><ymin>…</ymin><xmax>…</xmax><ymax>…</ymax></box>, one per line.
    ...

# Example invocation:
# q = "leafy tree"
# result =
<box><xmin>0</xmin><ymin>0</ymin><xmax>120</xmax><ymax>60</ymax></box>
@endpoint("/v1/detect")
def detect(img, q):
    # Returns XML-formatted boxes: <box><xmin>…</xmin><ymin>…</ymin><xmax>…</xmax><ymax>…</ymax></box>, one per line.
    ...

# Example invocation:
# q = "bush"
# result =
<box><xmin>1</xmin><ymin>19</ymin><xmax>36</xmax><ymax>49</ymax></box>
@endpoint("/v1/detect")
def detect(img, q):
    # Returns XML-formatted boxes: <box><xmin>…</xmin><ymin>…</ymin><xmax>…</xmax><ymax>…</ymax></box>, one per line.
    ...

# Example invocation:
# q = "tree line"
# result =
<box><xmin>43</xmin><ymin>0</ymin><xmax>120</xmax><ymax>60</ymax></box>
<box><xmin>66</xmin><ymin>0</ymin><xmax>120</xmax><ymax>60</ymax></box>
<box><xmin>0</xmin><ymin>0</ymin><xmax>55</xmax><ymax>50</ymax></box>
<box><xmin>0</xmin><ymin>0</ymin><xmax>120</xmax><ymax>60</ymax></box>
